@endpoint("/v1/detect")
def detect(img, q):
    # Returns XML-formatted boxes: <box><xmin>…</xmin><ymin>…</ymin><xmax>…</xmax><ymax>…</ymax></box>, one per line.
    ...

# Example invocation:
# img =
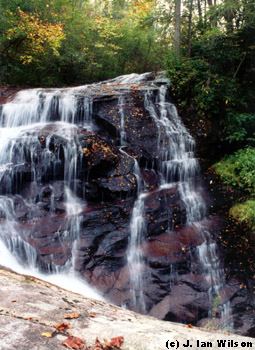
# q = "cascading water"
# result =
<box><xmin>0</xmin><ymin>87</ymin><xmax>102</xmax><ymax>299</ymax></box>
<box><xmin>116</xmin><ymin>91</ymin><xmax>149</xmax><ymax>312</ymax></box>
<box><xmin>120</xmin><ymin>75</ymin><xmax>231</xmax><ymax>322</ymax></box>
<box><xmin>0</xmin><ymin>73</ymin><xmax>231</xmax><ymax>327</ymax></box>
<box><xmin>127</xmin><ymin>191</ymin><xmax>148</xmax><ymax>312</ymax></box>
<box><xmin>152</xmin><ymin>85</ymin><xmax>231</xmax><ymax>325</ymax></box>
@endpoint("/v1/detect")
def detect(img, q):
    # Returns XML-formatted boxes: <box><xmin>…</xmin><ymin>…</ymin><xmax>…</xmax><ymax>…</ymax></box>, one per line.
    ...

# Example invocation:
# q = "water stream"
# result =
<box><xmin>0</xmin><ymin>87</ymin><xmax>102</xmax><ymax>300</ymax></box>
<box><xmin>0</xmin><ymin>73</ymin><xmax>230</xmax><ymax>323</ymax></box>
<box><xmin>118</xmin><ymin>76</ymin><xmax>231</xmax><ymax>322</ymax></box>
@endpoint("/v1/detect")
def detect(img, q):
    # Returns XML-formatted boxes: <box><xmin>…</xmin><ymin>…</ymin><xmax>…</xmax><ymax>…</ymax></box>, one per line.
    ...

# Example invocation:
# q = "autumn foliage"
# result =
<box><xmin>62</xmin><ymin>336</ymin><xmax>85</xmax><ymax>349</ymax></box>
<box><xmin>0</xmin><ymin>0</ymin><xmax>162</xmax><ymax>86</ymax></box>
<box><xmin>4</xmin><ymin>9</ymin><xmax>65</xmax><ymax>65</ymax></box>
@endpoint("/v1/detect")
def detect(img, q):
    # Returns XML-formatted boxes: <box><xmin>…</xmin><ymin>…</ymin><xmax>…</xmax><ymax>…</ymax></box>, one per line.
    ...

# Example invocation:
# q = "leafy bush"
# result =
<box><xmin>166</xmin><ymin>54</ymin><xmax>245</xmax><ymax>120</ymax></box>
<box><xmin>224</xmin><ymin>112</ymin><xmax>255</xmax><ymax>144</ymax></box>
<box><xmin>166</xmin><ymin>25</ymin><xmax>255</xmax><ymax>145</ymax></box>
<box><xmin>213</xmin><ymin>147</ymin><xmax>255</xmax><ymax>193</ymax></box>
<box><xmin>230</xmin><ymin>201</ymin><xmax>255</xmax><ymax>232</ymax></box>
<box><xmin>214</xmin><ymin>148</ymin><xmax>255</xmax><ymax>230</ymax></box>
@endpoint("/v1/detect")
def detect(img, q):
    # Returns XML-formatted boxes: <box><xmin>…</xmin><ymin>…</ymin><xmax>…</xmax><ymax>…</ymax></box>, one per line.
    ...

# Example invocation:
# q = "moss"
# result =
<box><xmin>230</xmin><ymin>200</ymin><xmax>255</xmax><ymax>233</ymax></box>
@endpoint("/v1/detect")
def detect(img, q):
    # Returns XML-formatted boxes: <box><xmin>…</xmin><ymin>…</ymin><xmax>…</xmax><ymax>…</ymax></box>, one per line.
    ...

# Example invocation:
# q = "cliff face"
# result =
<box><xmin>0</xmin><ymin>73</ymin><xmax>255</xmax><ymax>336</ymax></box>
<box><xmin>0</xmin><ymin>267</ymin><xmax>254</xmax><ymax>350</ymax></box>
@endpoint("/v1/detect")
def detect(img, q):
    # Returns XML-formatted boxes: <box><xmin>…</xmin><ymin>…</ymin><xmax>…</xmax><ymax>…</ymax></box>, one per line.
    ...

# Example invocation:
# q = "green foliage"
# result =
<box><xmin>0</xmin><ymin>0</ymin><xmax>164</xmax><ymax>86</ymax></box>
<box><xmin>166</xmin><ymin>55</ymin><xmax>242</xmax><ymax>121</ymax></box>
<box><xmin>166</xmin><ymin>55</ymin><xmax>208</xmax><ymax>108</ymax></box>
<box><xmin>214</xmin><ymin>147</ymin><xmax>255</xmax><ymax>230</ymax></box>
<box><xmin>212</xmin><ymin>296</ymin><xmax>221</xmax><ymax>318</ymax></box>
<box><xmin>225</xmin><ymin>113</ymin><xmax>255</xmax><ymax>143</ymax></box>
<box><xmin>167</xmin><ymin>45</ymin><xmax>254</xmax><ymax>143</ymax></box>
<box><xmin>213</xmin><ymin>147</ymin><xmax>255</xmax><ymax>193</ymax></box>
<box><xmin>230</xmin><ymin>200</ymin><xmax>255</xmax><ymax>232</ymax></box>
<box><xmin>166</xmin><ymin>0</ymin><xmax>255</xmax><ymax>145</ymax></box>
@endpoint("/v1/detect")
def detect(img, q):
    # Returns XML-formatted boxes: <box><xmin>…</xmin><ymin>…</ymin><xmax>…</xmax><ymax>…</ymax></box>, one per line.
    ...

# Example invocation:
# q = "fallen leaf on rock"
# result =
<box><xmin>54</xmin><ymin>322</ymin><xmax>71</xmax><ymax>333</ymax></box>
<box><xmin>187</xmin><ymin>324</ymin><xmax>193</xmax><ymax>328</ymax></box>
<box><xmin>94</xmin><ymin>338</ymin><xmax>104</xmax><ymax>350</ymax></box>
<box><xmin>95</xmin><ymin>336</ymin><xmax>124</xmax><ymax>350</ymax></box>
<box><xmin>109</xmin><ymin>336</ymin><xmax>124</xmax><ymax>348</ymax></box>
<box><xmin>64</xmin><ymin>311</ymin><xmax>79</xmax><ymax>319</ymax></box>
<box><xmin>41</xmin><ymin>332</ymin><xmax>53</xmax><ymax>338</ymax></box>
<box><xmin>11</xmin><ymin>299</ymin><xmax>18</xmax><ymax>302</ymax></box>
<box><xmin>88</xmin><ymin>313</ymin><xmax>96</xmax><ymax>318</ymax></box>
<box><xmin>62</xmin><ymin>336</ymin><xmax>84</xmax><ymax>349</ymax></box>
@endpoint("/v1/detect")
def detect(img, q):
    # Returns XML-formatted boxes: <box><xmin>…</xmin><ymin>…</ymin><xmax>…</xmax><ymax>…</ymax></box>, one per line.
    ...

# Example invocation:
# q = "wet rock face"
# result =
<box><xmin>0</xmin><ymin>75</ymin><xmax>254</xmax><ymax>337</ymax></box>
<box><xmin>94</xmin><ymin>90</ymin><xmax>160</xmax><ymax>164</ymax></box>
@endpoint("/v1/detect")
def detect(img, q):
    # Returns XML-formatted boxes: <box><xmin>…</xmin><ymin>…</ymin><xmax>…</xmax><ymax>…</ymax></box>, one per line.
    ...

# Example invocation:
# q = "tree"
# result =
<box><xmin>174</xmin><ymin>0</ymin><xmax>181</xmax><ymax>57</ymax></box>
<box><xmin>187</xmin><ymin>0</ymin><xmax>193</xmax><ymax>58</ymax></box>
<box><xmin>3</xmin><ymin>9</ymin><xmax>65</xmax><ymax>65</ymax></box>
<box><xmin>0</xmin><ymin>0</ymin><xmax>163</xmax><ymax>85</ymax></box>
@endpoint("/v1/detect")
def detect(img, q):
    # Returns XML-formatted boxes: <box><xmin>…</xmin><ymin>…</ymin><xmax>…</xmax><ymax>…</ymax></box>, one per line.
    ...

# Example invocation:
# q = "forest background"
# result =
<box><xmin>0</xmin><ymin>0</ymin><xmax>255</xmax><ymax>232</ymax></box>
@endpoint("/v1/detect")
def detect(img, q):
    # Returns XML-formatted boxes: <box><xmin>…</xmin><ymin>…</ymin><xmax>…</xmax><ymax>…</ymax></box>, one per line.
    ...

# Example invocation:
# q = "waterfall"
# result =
<box><xmin>0</xmin><ymin>87</ymin><xmax>102</xmax><ymax>300</ymax></box>
<box><xmin>121</xmin><ymin>75</ymin><xmax>231</xmax><ymax>322</ymax></box>
<box><xmin>0</xmin><ymin>73</ymin><xmax>231</xmax><ymax>325</ymax></box>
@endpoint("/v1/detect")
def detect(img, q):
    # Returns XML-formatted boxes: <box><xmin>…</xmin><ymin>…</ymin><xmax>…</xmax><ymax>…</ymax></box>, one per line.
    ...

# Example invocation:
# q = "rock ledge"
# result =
<box><xmin>0</xmin><ymin>267</ymin><xmax>254</xmax><ymax>350</ymax></box>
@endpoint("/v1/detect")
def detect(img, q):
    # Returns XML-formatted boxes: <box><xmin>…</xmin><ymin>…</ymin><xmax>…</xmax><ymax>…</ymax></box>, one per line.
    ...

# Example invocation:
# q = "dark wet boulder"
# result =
<box><xmin>93</xmin><ymin>90</ymin><xmax>160</xmax><ymax>166</ymax></box>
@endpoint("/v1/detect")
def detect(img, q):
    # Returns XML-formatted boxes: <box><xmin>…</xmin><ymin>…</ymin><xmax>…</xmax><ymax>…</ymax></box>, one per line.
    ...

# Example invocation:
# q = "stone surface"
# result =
<box><xmin>0</xmin><ymin>267</ymin><xmax>254</xmax><ymax>350</ymax></box>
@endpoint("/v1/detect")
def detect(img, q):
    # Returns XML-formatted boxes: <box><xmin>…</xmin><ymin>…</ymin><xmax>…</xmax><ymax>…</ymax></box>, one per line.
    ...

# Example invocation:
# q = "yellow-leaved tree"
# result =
<box><xmin>4</xmin><ymin>9</ymin><xmax>65</xmax><ymax>65</ymax></box>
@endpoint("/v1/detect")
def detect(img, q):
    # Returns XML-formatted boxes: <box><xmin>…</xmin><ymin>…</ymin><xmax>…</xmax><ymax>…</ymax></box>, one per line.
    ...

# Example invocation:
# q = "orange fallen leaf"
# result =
<box><xmin>94</xmin><ymin>338</ymin><xmax>104</xmax><ymax>350</ymax></box>
<box><xmin>62</xmin><ymin>336</ymin><xmax>84</xmax><ymax>349</ymax></box>
<box><xmin>41</xmin><ymin>332</ymin><xmax>53</xmax><ymax>338</ymax></box>
<box><xmin>110</xmin><ymin>336</ymin><xmax>124</xmax><ymax>348</ymax></box>
<box><xmin>88</xmin><ymin>313</ymin><xmax>96</xmax><ymax>318</ymax></box>
<box><xmin>11</xmin><ymin>299</ymin><xmax>18</xmax><ymax>302</ymax></box>
<box><xmin>54</xmin><ymin>322</ymin><xmax>71</xmax><ymax>333</ymax></box>
<box><xmin>187</xmin><ymin>324</ymin><xmax>193</xmax><ymax>328</ymax></box>
<box><xmin>64</xmin><ymin>311</ymin><xmax>79</xmax><ymax>319</ymax></box>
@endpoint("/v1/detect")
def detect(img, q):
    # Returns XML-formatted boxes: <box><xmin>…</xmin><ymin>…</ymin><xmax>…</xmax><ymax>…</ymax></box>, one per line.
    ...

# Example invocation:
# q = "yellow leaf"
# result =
<box><xmin>225</xmin><ymin>99</ymin><xmax>228</xmax><ymax>104</ymax></box>
<box><xmin>41</xmin><ymin>332</ymin><xmax>53</xmax><ymax>338</ymax></box>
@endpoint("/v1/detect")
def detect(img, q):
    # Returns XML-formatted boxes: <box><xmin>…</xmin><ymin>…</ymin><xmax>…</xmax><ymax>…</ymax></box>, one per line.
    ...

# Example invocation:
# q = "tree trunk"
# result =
<box><xmin>174</xmin><ymin>0</ymin><xmax>181</xmax><ymax>58</ymax></box>
<box><xmin>197</xmin><ymin>0</ymin><xmax>202</xmax><ymax>21</ymax></box>
<box><xmin>207</xmin><ymin>0</ymin><xmax>217</xmax><ymax>27</ymax></box>
<box><xmin>188</xmin><ymin>0</ymin><xmax>193</xmax><ymax>58</ymax></box>
<box><xmin>224</xmin><ymin>0</ymin><xmax>234</xmax><ymax>33</ymax></box>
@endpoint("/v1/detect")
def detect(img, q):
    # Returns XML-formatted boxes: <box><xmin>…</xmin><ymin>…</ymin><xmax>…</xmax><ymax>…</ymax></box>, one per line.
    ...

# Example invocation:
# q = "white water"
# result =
<box><xmin>0</xmin><ymin>239</ymin><xmax>103</xmax><ymax>300</ymax></box>
<box><xmin>1</xmin><ymin>88</ymin><xmax>93</xmax><ymax>129</ymax></box>
<box><xmin>127</xmin><ymin>192</ymin><xmax>148</xmax><ymax>311</ymax></box>
<box><xmin>117</xmin><ymin>91</ymin><xmax>149</xmax><ymax>311</ymax></box>
<box><xmin>119</xmin><ymin>75</ymin><xmax>231</xmax><ymax>321</ymax></box>
<box><xmin>0</xmin><ymin>87</ymin><xmax>103</xmax><ymax>300</ymax></box>
<box><xmin>0</xmin><ymin>74</ymin><xmax>230</xmax><ymax>321</ymax></box>
<box><xmin>119</xmin><ymin>96</ymin><xmax>127</xmax><ymax>146</ymax></box>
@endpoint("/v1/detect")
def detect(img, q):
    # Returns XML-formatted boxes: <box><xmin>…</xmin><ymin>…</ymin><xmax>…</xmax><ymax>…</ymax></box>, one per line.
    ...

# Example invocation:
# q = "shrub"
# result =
<box><xmin>213</xmin><ymin>147</ymin><xmax>255</xmax><ymax>193</ymax></box>
<box><xmin>230</xmin><ymin>201</ymin><xmax>255</xmax><ymax>232</ymax></box>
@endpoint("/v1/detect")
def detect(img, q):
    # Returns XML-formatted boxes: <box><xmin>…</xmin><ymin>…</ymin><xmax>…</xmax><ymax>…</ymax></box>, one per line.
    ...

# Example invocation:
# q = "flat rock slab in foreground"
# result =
<box><xmin>0</xmin><ymin>268</ymin><xmax>254</xmax><ymax>350</ymax></box>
